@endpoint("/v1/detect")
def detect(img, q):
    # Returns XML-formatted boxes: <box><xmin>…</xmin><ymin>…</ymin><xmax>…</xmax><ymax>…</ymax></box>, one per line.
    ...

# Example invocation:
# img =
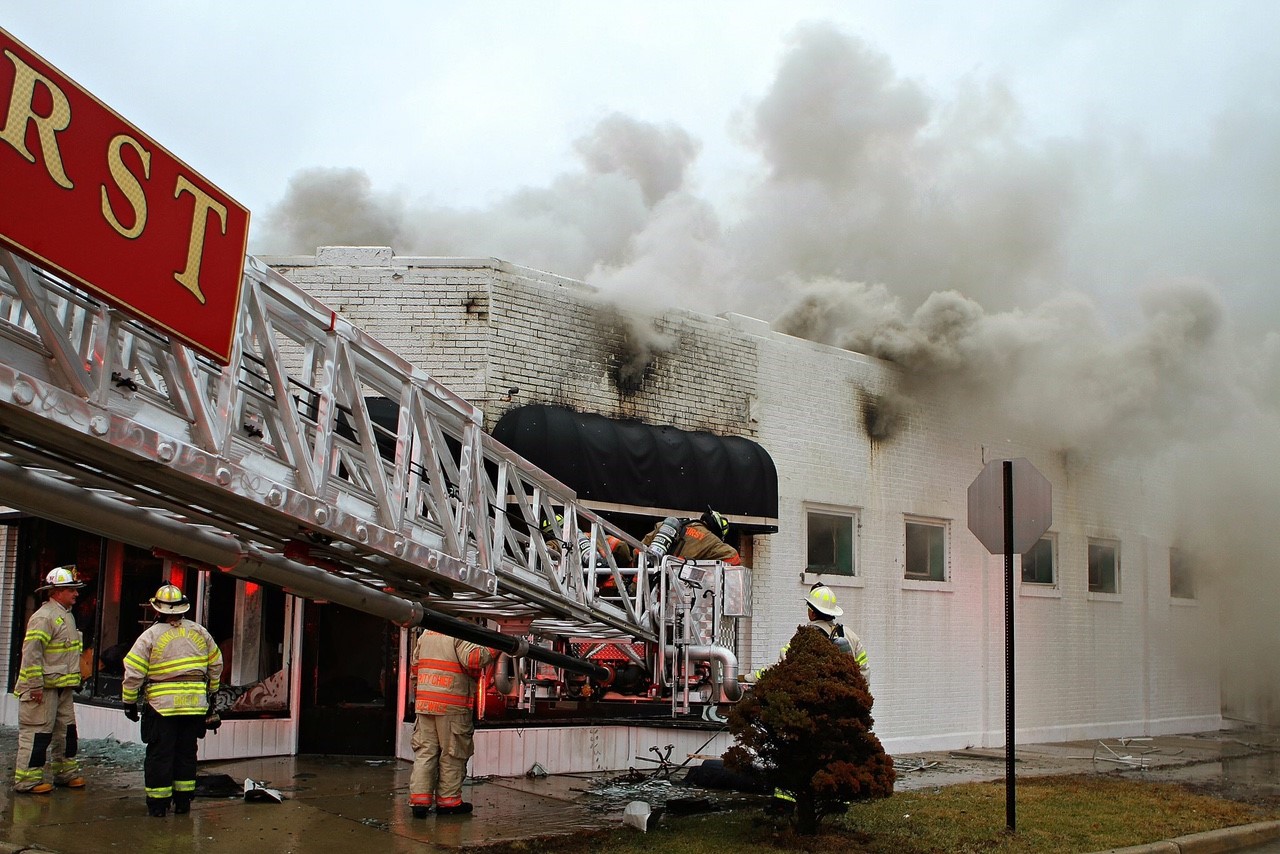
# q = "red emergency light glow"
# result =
<box><xmin>0</xmin><ymin>28</ymin><xmax>249</xmax><ymax>365</ymax></box>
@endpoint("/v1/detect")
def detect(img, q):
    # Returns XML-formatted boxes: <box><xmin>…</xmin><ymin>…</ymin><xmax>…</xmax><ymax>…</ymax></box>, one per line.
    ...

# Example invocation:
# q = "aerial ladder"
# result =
<box><xmin>0</xmin><ymin>247</ymin><xmax>746</xmax><ymax>712</ymax></box>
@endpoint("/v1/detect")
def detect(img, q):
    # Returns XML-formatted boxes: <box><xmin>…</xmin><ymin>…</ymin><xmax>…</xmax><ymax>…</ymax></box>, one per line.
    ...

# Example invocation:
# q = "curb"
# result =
<box><xmin>1094</xmin><ymin>820</ymin><xmax>1280</xmax><ymax>854</ymax></box>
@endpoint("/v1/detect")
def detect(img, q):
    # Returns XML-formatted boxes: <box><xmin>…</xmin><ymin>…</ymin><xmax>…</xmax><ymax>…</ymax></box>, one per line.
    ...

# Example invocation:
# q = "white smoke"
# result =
<box><xmin>254</xmin><ymin>22</ymin><xmax>1280</xmax><ymax>722</ymax></box>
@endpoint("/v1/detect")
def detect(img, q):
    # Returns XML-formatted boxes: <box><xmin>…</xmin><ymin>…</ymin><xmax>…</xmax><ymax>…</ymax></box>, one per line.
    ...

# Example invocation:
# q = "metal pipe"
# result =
<box><xmin>664</xmin><ymin>644</ymin><xmax>744</xmax><ymax>702</ymax></box>
<box><xmin>0</xmin><ymin>461</ymin><xmax>607</xmax><ymax>679</ymax></box>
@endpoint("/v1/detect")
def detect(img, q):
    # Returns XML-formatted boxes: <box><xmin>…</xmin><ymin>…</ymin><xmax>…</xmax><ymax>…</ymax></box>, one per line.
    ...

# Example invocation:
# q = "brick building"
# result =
<box><xmin>265</xmin><ymin>247</ymin><xmax>1222</xmax><ymax>752</ymax></box>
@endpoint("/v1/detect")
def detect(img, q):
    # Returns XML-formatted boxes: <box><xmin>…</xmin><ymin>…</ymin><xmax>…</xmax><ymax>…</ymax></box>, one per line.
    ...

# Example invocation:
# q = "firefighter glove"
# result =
<box><xmin>125</xmin><ymin>705</ymin><xmax>140</xmax><ymax>722</ymax></box>
<box><xmin>205</xmin><ymin>712</ymin><xmax>221</xmax><ymax>733</ymax></box>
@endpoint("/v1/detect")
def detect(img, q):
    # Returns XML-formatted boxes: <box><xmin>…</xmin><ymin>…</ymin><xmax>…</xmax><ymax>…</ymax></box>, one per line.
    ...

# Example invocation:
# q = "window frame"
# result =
<box><xmin>1169</xmin><ymin>547</ymin><xmax>1195</xmax><ymax>600</ymax></box>
<box><xmin>904</xmin><ymin>516</ymin><xmax>949</xmax><ymax>582</ymax></box>
<box><xmin>1021</xmin><ymin>534</ymin><xmax>1057</xmax><ymax>587</ymax></box>
<box><xmin>1087</xmin><ymin>538</ymin><xmax>1121</xmax><ymax>595</ymax></box>
<box><xmin>804</xmin><ymin>506</ymin><xmax>859</xmax><ymax>579</ymax></box>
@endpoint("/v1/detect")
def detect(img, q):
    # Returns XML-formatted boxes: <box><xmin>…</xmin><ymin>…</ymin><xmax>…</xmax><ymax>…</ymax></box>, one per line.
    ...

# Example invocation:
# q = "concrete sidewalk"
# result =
<box><xmin>1</xmin><ymin>724</ymin><xmax>1277</xmax><ymax>852</ymax></box>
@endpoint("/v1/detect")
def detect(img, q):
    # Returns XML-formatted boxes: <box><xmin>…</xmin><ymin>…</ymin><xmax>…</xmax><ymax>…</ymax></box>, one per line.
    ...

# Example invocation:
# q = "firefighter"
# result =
<box><xmin>589</xmin><ymin>534</ymin><xmax>637</xmax><ymax>596</ymax></box>
<box><xmin>800</xmin><ymin>583</ymin><xmax>870</xmax><ymax>685</ymax></box>
<box><xmin>750</xmin><ymin>583</ymin><xmax>870</xmax><ymax>685</ymax></box>
<box><xmin>409</xmin><ymin>629</ymin><xmax>498</xmax><ymax>817</ymax></box>
<box><xmin>12</xmin><ymin>566</ymin><xmax>86</xmax><ymax>793</ymax></box>
<box><xmin>642</xmin><ymin>508</ymin><xmax>741</xmax><ymax>564</ymax></box>
<box><xmin>539</xmin><ymin>514</ymin><xmax>564</xmax><ymax>558</ymax></box>
<box><xmin>121</xmin><ymin>584</ymin><xmax>223</xmax><ymax>817</ymax></box>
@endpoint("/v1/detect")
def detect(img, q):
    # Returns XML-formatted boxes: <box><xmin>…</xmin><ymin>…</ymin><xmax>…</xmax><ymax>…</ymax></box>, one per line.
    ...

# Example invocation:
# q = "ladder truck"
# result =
<box><xmin>0</xmin><ymin>247</ymin><xmax>748</xmax><ymax>718</ymax></box>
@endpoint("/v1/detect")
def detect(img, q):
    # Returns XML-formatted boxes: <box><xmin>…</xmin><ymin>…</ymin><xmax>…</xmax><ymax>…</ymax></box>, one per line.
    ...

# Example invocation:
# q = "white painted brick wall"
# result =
<box><xmin>266</xmin><ymin>250</ymin><xmax>1222</xmax><ymax>753</ymax></box>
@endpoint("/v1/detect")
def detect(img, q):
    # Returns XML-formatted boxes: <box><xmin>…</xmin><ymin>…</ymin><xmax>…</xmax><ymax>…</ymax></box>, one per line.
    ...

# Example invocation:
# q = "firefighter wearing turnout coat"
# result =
<box><xmin>800</xmin><ymin>583</ymin><xmax>870</xmax><ymax>684</ymax></box>
<box><xmin>12</xmin><ymin>566</ymin><xmax>86</xmax><ymax>793</ymax></box>
<box><xmin>409</xmin><ymin>630</ymin><xmax>497</xmax><ymax>817</ymax></box>
<box><xmin>121</xmin><ymin>584</ymin><xmax>223</xmax><ymax>817</ymax></box>
<box><xmin>642</xmin><ymin>509</ymin><xmax>741</xmax><ymax>565</ymax></box>
<box><xmin>752</xmin><ymin>583</ymin><xmax>870</xmax><ymax>686</ymax></box>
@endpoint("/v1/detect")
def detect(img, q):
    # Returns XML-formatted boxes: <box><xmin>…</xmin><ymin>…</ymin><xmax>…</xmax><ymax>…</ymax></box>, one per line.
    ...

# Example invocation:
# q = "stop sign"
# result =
<box><xmin>967</xmin><ymin>458</ymin><xmax>1052</xmax><ymax>555</ymax></box>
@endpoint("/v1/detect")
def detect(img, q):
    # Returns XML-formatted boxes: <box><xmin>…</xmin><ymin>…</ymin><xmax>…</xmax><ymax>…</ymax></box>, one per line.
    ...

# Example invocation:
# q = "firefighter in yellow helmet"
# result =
<box><xmin>12</xmin><ymin>566</ymin><xmax>86</xmax><ymax>794</ymax></box>
<box><xmin>801</xmin><ymin>583</ymin><xmax>869</xmax><ymax>684</ymax></box>
<box><xmin>121</xmin><ymin>584</ymin><xmax>223</xmax><ymax>817</ymax></box>
<box><xmin>753</xmin><ymin>583</ymin><xmax>870</xmax><ymax>685</ymax></box>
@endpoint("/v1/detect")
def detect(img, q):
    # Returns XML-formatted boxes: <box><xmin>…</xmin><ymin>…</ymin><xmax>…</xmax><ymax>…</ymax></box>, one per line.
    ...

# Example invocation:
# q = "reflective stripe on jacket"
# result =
<box><xmin>14</xmin><ymin>600</ymin><xmax>82</xmax><ymax>695</ymax></box>
<box><xmin>413</xmin><ymin>630</ymin><xmax>495</xmax><ymax>716</ymax></box>
<box><xmin>811</xmin><ymin>618</ymin><xmax>870</xmax><ymax>685</ymax></box>
<box><xmin>759</xmin><ymin>619</ymin><xmax>871</xmax><ymax>686</ymax></box>
<box><xmin>121</xmin><ymin>619</ymin><xmax>223</xmax><ymax>716</ymax></box>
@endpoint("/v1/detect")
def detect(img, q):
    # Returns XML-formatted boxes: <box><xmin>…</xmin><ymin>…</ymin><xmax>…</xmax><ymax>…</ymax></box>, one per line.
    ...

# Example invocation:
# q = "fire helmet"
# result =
<box><xmin>150</xmin><ymin>584</ymin><xmax>191</xmax><ymax>615</ymax></box>
<box><xmin>540</xmin><ymin>513</ymin><xmax>564</xmax><ymax>537</ymax></box>
<box><xmin>38</xmin><ymin>565</ymin><xmax>85</xmax><ymax>592</ymax></box>
<box><xmin>806</xmin><ymin>583</ymin><xmax>843</xmax><ymax>618</ymax></box>
<box><xmin>701</xmin><ymin>508</ymin><xmax>729</xmax><ymax>539</ymax></box>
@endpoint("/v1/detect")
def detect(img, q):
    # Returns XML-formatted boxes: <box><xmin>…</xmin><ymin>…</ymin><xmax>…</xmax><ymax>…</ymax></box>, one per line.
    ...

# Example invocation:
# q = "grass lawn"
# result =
<box><xmin>476</xmin><ymin>773</ymin><xmax>1280</xmax><ymax>854</ymax></box>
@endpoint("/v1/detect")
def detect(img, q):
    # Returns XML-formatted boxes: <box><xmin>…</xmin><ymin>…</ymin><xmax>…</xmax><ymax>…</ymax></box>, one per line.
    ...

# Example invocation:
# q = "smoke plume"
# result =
<box><xmin>254</xmin><ymin>22</ymin><xmax>1280</xmax><ymax>722</ymax></box>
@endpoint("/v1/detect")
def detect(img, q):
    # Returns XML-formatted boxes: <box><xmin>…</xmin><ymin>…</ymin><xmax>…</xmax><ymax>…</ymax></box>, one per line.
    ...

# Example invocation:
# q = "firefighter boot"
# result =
<box><xmin>15</xmin><ymin>782</ymin><xmax>54</xmax><ymax>794</ymax></box>
<box><xmin>436</xmin><ymin>802</ymin><xmax>473</xmax><ymax>816</ymax></box>
<box><xmin>173</xmin><ymin>793</ymin><xmax>192</xmax><ymax>815</ymax></box>
<box><xmin>411</xmin><ymin>806</ymin><xmax>430</xmax><ymax>819</ymax></box>
<box><xmin>146</xmin><ymin>797</ymin><xmax>170</xmax><ymax>817</ymax></box>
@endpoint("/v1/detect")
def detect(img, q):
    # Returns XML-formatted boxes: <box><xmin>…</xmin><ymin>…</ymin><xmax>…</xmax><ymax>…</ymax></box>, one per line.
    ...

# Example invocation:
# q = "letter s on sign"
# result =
<box><xmin>101</xmin><ymin>134</ymin><xmax>151</xmax><ymax>239</ymax></box>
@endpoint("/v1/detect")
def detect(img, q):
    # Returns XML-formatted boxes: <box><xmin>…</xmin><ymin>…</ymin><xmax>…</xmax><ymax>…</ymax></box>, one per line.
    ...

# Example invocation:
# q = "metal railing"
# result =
<box><xmin>0</xmin><ymin>249</ymin><xmax>664</xmax><ymax>642</ymax></box>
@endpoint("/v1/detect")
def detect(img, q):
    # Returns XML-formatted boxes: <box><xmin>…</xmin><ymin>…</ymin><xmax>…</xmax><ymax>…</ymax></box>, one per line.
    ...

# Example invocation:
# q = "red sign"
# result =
<box><xmin>0</xmin><ymin>28</ymin><xmax>249</xmax><ymax>365</ymax></box>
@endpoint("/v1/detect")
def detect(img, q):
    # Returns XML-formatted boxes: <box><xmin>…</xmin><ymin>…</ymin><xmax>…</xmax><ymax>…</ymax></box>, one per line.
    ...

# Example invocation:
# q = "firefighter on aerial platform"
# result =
<box><xmin>539</xmin><ymin>514</ymin><xmax>564</xmax><ymax>559</ymax></box>
<box><xmin>642</xmin><ymin>508</ymin><xmax>741</xmax><ymax>565</ymax></box>
<box><xmin>409</xmin><ymin>628</ymin><xmax>499</xmax><ymax>817</ymax></box>
<box><xmin>12</xmin><ymin>566</ymin><xmax>87</xmax><ymax>794</ymax></box>
<box><xmin>121</xmin><ymin>584</ymin><xmax>223</xmax><ymax>817</ymax></box>
<box><xmin>587</xmin><ymin>533</ymin><xmax>637</xmax><ymax>596</ymax></box>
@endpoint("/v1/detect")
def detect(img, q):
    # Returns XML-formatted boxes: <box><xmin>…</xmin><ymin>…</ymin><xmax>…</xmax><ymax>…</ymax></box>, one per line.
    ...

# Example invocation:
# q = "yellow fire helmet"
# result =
<box><xmin>150</xmin><ymin>583</ymin><xmax>191</xmax><ymax>615</ymax></box>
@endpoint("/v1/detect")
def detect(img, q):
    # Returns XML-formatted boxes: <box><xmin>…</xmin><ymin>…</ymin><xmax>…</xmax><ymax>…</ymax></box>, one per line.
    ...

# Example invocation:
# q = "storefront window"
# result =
<box><xmin>9</xmin><ymin>517</ymin><xmax>291</xmax><ymax>717</ymax></box>
<box><xmin>203</xmin><ymin>572</ymin><xmax>292</xmax><ymax>718</ymax></box>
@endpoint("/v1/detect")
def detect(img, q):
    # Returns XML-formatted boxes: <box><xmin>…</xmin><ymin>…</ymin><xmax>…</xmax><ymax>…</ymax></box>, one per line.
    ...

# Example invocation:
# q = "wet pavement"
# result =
<box><xmin>1</xmin><ymin>723</ymin><xmax>1278</xmax><ymax>852</ymax></box>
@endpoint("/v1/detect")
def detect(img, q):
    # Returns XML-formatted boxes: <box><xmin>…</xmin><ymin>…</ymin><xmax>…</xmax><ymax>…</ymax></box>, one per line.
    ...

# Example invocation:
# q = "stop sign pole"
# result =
<box><xmin>967</xmin><ymin>458</ymin><xmax>1052</xmax><ymax>833</ymax></box>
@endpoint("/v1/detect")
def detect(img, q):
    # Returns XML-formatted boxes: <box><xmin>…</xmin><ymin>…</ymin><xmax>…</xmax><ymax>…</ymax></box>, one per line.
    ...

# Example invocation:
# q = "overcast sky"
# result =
<box><xmin>7</xmin><ymin>7</ymin><xmax>1275</xmax><ymax>241</ymax></box>
<box><xmin>6</xmin><ymin>3</ymin><xmax>1280</xmax><ymax>332</ymax></box>
<box><xmin>8</xmin><ymin>3</ymin><xmax>1280</xmax><ymax>713</ymax></box>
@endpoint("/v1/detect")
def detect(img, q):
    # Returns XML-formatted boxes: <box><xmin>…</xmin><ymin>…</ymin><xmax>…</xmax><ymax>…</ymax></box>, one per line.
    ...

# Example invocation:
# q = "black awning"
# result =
<box><xmin>491</xmin><ymin>405</ymin><xmax>778</xmax><ymax>530</ymax></box>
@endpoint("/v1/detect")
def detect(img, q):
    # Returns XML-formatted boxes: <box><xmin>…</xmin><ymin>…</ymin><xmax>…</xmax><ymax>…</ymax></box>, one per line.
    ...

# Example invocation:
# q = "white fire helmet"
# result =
<box><xmin>38</xmin><ymin>565</ymin><xmax>85</xmax><ymax>592</ymax></box>
<box><xmin>150</xmin><ymin>584</ymin><xmax>191</xmax><ymax>615</ymax></box>
<box><xmin>806</xmin><ymin>583</ymin><xmax>843</xmax><ymax>618</ymax></box>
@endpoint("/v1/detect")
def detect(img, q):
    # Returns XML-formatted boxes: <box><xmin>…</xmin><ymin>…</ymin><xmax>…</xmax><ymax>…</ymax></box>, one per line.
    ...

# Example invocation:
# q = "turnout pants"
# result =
<box><xmin>409</xmin><ymin>713</ymin><xmax>475</xmax><ymax>808</ymax></box>
<box><xmin>141</xmin><ymin>707</ymin><xmax>205</xmax><ymax>806</ymax></box>
<box><xmin>14</xmin><ymin>688</ymin><xmax>79</xmax><ymax>790</ymax></box>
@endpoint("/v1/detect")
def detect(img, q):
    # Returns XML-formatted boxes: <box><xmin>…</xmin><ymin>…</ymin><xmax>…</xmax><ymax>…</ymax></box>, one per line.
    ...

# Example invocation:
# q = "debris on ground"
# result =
<box><xmin>66</xmin><ymin>734</ymin><xmax>146</xmax><ymax>769</ymax></box>
<box><xmin>1093</xmin><ymin>737</ymin><xmax>1160</xmax><ymax>769</ymax></box>
<box><xmin>244</xmin><ymin>778</ymin><xmax>285</xmax><ymax>803</ymax></box>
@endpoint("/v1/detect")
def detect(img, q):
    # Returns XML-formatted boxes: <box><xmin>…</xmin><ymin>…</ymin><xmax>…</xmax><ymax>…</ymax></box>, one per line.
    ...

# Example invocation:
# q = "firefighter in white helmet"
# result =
<box><xmin>12</xmin><ymin>566</ymin><xmax>86</xmax><ymax>794</ymax></box>
<box><xmin>121</xmin><ymin>584</ymin><xmax>223</xmax><ymax>817</ymax></box>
